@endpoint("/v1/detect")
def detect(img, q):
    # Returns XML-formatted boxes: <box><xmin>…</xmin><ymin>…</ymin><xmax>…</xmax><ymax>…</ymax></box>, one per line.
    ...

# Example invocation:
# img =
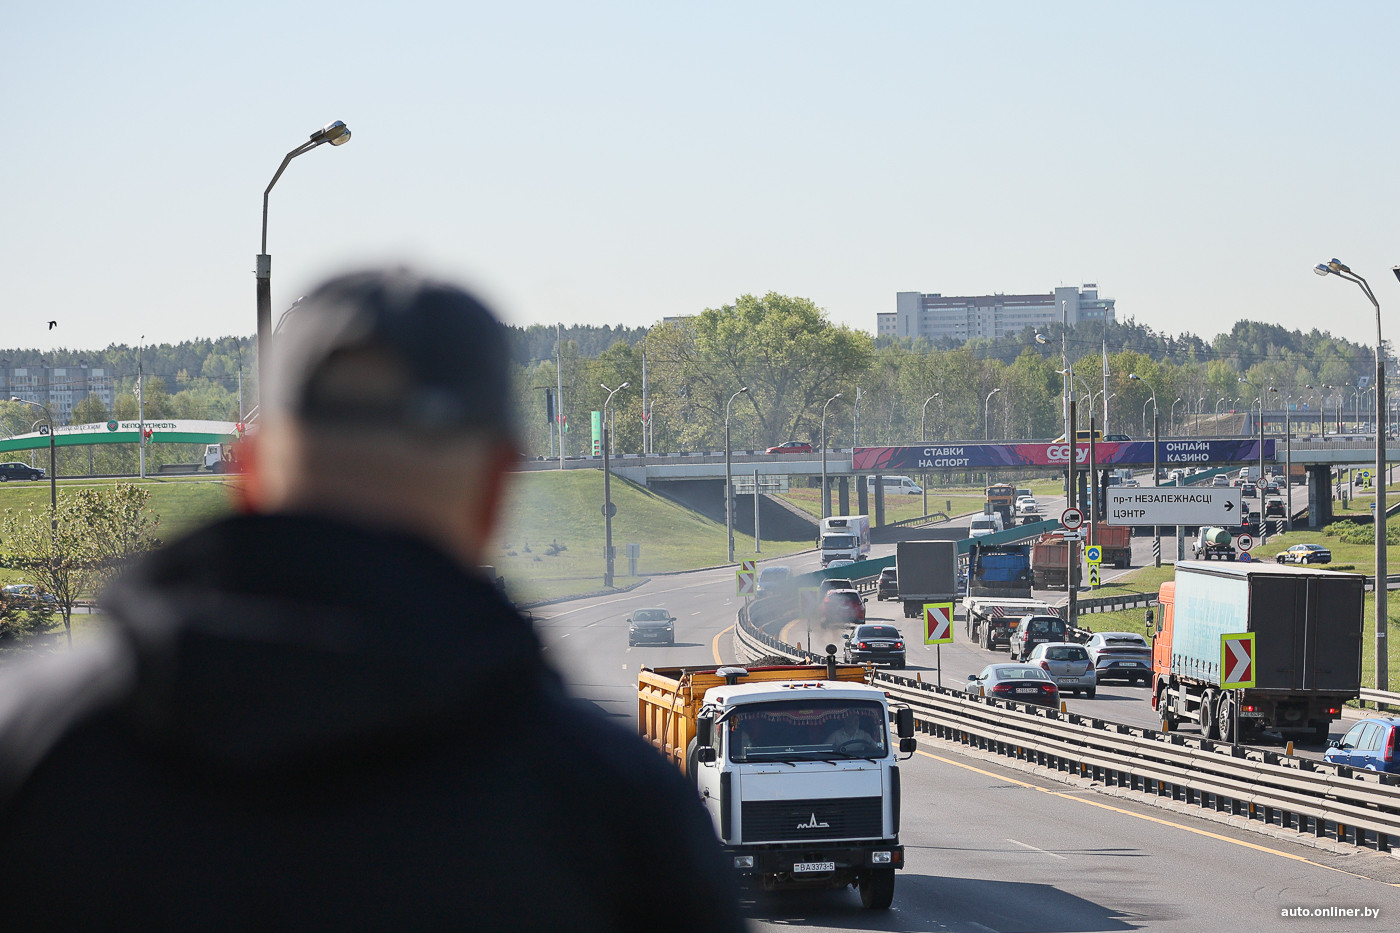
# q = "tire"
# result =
<box><xmin>0</xmin><ymin>475</ymin><xmax>7</xmax><ymax>482</ymax></box>
<box><xmin>1216</xmin><ymin>695</ymin><xmax>1235</xmax><ymax>744</ymax></box>
<box><xmin>1199</xmin><ymin>690</ymin><xmax>1218</xmax><ymax>739</ymax></box>
<box><xmin>859</xmin><ymin>867</ymin><xmax>895</xmax><ymax>910</ymax></box>
<box><xmin>1086</xmin><ymin>688</ymin><xmax>1096</xmax><ymax>699</ymax></box>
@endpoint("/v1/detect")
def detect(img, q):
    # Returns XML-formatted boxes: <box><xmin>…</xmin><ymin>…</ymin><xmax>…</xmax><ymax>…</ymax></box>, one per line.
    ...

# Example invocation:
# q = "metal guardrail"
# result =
<box><xmin>887</xmin><ymin>511</ymin><xmax>950</xmax><ymax>529</ymax></box>
<box><xmin>874</xmin><ymin>671</ymin><xmax>1400</xmax><ymax>853</ymax></box>
<box><xmin>1069</xmin><ymin>591</ymin><xmax>1158</xmax><ymax>615</ymax></box>
<box><xmin>734</xmin><ymin>601</ymin><xmax>1400</xmax><ymax>854</ymax></box>
<box><xmin>1359</xmin><ymin>687</ymin><xmax>1400</xmax><ymax>711</ymax></box>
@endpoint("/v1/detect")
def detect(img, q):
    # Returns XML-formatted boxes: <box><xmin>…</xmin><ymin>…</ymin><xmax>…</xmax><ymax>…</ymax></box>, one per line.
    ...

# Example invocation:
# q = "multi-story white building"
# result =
<box><xmin>878</xmin><ymin>284</ymin><xmax>1116</xmax><ymax>343</ymax></box>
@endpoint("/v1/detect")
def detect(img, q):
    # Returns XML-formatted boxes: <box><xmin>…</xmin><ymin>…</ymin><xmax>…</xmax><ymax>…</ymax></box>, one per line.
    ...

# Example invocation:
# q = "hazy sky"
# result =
<box><xmin>7</xmin><ymin>2</ymin><xmax>1400</xmax><ymax>356</ymax></box>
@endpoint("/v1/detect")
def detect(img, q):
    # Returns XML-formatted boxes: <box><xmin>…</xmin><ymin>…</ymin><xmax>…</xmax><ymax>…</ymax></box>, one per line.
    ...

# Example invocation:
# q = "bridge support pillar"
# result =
<box><xmin>1305</xmin><ymin>465</ymin><xmax>1333</xmax><ymax>529</ymax></box>
<box><xmin>844</xmin><ymin>476</ymin><xmax>855</xmax><ymax>516</ymax></box>
<box><xmin>873</xmin><ymin>475</ymin><xmax>886</xmax><ymax>527</ymax></box>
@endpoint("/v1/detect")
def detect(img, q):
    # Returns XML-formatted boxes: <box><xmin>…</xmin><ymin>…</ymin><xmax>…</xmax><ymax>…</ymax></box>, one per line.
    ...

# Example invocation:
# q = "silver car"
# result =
<box><xmin>1025</xmin><ymin>642</ymin><xmax>1096</xmax><ymax>698</ymax></box>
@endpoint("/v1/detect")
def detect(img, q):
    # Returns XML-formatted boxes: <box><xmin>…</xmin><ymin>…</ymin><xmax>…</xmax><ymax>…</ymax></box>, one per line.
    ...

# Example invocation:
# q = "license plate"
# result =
<box><xmin>794</xmin><ymin>861</ymin><xmax>835</xmax><ymax>873</ymax></box>
<box><xmin>1060</xmin><ymin>677</ymin><xmax>1078</xmax><ymax>684</ymax></box>
<box><xmin>1114</xmin><ymin>661</ymin><xmax>1138</xmax><ymax>668</ymax></box>
<box><xmin>1016</xmin><ymin>688</ymin><xmax>1038</xmax><ymax>695</ymax></box>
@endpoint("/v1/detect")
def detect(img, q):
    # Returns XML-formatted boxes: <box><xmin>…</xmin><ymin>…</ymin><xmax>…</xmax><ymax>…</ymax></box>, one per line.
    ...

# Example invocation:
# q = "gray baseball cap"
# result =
<box><xmin>265</xmin><ymin>269</ymin><xmax>515</xmax><ymax>438</ymax></box>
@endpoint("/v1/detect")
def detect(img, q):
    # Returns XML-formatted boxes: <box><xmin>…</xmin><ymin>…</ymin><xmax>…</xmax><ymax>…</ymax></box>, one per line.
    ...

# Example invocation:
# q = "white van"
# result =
<box><xmin>879</xmin><ymin>475</ymin><xmax>923</xmax><ymax>495</ymax></box>
<box><xmin>968</xmin><ymin>513</ymin><xmax>1004</xmax><ymax>538</ymax></box>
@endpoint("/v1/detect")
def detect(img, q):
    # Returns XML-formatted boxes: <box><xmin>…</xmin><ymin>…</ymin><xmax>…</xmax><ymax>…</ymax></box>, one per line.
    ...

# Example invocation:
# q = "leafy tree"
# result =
<box><xmin>0</xmin><ymin>484</ymin><xmax>160</xmax><ymax>648</ymax></box>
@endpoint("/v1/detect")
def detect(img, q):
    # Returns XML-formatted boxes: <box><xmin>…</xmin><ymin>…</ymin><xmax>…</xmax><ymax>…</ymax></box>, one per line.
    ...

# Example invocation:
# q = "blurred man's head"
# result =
<box><xmin>245</xmin><ymin>269</ymin><xmax>519</xmax><ymax>567</ymax></box>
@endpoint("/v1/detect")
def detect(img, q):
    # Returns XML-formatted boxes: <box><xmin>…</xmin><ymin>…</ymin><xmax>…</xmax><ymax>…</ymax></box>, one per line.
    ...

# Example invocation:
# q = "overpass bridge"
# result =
<box><xmin>522</xmin><ymin>435</ymin><xmax>1393</xmax><ymax>530</ymax></box>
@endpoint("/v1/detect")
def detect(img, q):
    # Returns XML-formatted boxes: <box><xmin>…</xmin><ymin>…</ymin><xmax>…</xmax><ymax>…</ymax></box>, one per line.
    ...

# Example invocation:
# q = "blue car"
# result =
<box><xmin>1324</xmin><ymin>717</ymin><xmax>1400</xmax><ymax>773</ymax></box>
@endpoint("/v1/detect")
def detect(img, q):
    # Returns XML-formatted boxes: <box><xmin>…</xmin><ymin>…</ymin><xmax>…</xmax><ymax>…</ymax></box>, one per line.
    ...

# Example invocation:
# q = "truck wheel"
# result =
<box><xmin>1199</xmin><ymin>690</ymin><xmax>1218</xmax><ymax>739</ymax></box>
<box><xmin>1215</xmin><ymin>696</ymin><xmax>1235</xmax><ymax>743</ymax></box>
<box><xmin>859</xmin><ymin>867</ymin><xmax>895</xmax><ymax>910</ymax></box>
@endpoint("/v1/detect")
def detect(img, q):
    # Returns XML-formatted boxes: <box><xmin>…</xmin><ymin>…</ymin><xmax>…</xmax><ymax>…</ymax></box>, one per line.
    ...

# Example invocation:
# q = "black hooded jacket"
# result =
<box><xmin>0</xmin><ymin>514</ymin><xmax>744</xmax><ymax>932</ymax></box>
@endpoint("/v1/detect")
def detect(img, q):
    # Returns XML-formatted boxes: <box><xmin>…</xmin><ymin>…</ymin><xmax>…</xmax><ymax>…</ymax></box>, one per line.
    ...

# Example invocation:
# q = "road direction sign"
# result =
<box><xmin>1236</xmin><ymin>533</ymin><xmax>1254</xmax><ymax>552</ymax></box>
<box><xmin>736</xmin><ymin>570</ymin><xmax>756</xmax><ymax>596</ymax></box>
<box><xmin>1105</xmin><ymin>488</ymin><xmax>1244</xmax><ymax>526</ymax></box>
<box><xmin>1060</xmin><ymin>507</ymin><xmax>1084</xmax><ymax>530</ymax></box>
<box><xmin>923</xmin><ymin>602</ymin><xmax>954</xmax><ymax>645</ymax></box>
<box><xmin>1084</xmin><ymin>545</ymin><xmax>1102</xmax><ymax>564</ymax></box>
<box><xmin>1221</xmin><ymin>632</ymin><xmax>1256</xmax><ymax>689</ymax></box>
<box><xmin>740</xmin><ymin>560</ymin><xmax>757</xmax><ymax>575</ymax></box>
<box><xmin>1088</xmin><ymin>564</ymin><xmax>1100</xmax><ymax>587</ymax></box>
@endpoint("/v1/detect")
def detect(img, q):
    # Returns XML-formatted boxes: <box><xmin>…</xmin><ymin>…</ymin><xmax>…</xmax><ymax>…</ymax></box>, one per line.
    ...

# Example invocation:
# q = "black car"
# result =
<box><xmin>876</xmin><ymin>568</ymin><xmax>898</xmax><ymax>600</ymax></box>
<box><xmin>626</xmin><ymin>607</ymin><xmax>675</xmax><ymax>646</ymax></box>
<box><xmin>1007</xmin><ymin>614</ymin><xmax>1068</xmax><ymax>662</ymax></box>
<box><xmin>843</xmin><ymin>624</ymin><xmax>906</xmax><ymax>669</ymax></box>
<box><xmin>0</xmin><ymin>462</ymin><xmax>45</xmax><ymax>482</ymax></box>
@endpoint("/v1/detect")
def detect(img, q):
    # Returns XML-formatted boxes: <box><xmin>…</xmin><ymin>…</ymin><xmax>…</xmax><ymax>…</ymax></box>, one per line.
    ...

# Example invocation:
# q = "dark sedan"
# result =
<box><xmin>876</xmin><ymin>568</ymin><xmax>898</xmax><ymax>601</ymax></box>
<box><xmin>765</xmin><ymin>441</ymin><xmax>814</xmax><ymax>454</ymax></box>
<box><xmin>626</xmin><ymin>607</ymin><xmax>675</xmax><ymax>646</ymax></box>
<box><xmin>1276</xmin><ymin>543</ymin><xmax>1331</xmax><ymax>565</ymax></box>
<box><xmin>965</xmin><ymin>664</ymin><xmax>1060</xmax><ymax>708</ymax></box>
<box><xmin>843</xmin><ymin>623</ymin><xmax>905</xmax><ymax>668</ymax></box>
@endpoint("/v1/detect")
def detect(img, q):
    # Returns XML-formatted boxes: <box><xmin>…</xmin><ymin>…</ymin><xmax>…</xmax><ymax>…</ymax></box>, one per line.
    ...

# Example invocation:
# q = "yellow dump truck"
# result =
<box><xmin>637</xmin><ymin>652</ymin><xmax>915</xmax><ymax>910</ymax></box>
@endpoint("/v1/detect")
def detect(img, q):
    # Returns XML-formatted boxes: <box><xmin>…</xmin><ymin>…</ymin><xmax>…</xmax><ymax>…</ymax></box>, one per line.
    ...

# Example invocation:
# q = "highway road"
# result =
<box><xmin>530</xmin><ymin>479</ymin><xmax>1400</xmax><ymax>929</ymax></box>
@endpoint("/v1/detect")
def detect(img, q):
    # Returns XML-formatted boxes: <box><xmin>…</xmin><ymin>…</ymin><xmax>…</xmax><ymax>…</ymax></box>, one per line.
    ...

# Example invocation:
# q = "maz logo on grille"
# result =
<box><xmin>796</xmin><ymin>813</ymin><xmax>831</xmax><ymax>829</ymax></box>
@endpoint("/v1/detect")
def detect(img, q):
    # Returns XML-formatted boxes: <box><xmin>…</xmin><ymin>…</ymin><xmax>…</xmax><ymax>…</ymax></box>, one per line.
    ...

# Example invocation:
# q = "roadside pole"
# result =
<box><xmin>1068</xmin><ymin>401</ymin><xmax>1078</xmax><ymax>629</ymax></box>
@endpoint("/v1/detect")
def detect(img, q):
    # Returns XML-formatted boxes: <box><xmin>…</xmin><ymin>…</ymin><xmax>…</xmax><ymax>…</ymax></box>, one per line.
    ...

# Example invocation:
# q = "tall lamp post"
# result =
<box><xmin>256</xmin><ymin>120</ymin><xmax>352</xmax><ymax>393</ymax></box>
<box><xmin>1314</xmin><ymin>258</ymin><xmax>1387</xmax><ymax>691</ymax></box>
<box><xmin>1239</xmin><ymin>376</ymin><xmax>1268</xmax><ymax>537</ymax></box>
<box><xmin>12</xmin><ymin>398</ymin><xmax>57</xmax><ymax>537</ymax></box>
<box><xmin>985</xmin><ymin>388</ymin><xmax>1002</xmax><ymax>492</ymax></box>
<box><xmin>820</xmin><ymin>394</ymin><xmax>842</xmax><ymax>519</ymax></box>
<box><xmin>1130</xmin><ymin>374</ymin><xmax>1161</xmax><ymax>567</ymax></box>
<box><xmin>1171</xmin><ymin>397</ymin><xmax>1183</xmax><ymax>436</ymax></box>
<box><xmin>921</xmin><ymin>393</ymin><xmax>939</xmax><ymax>516</ymax></box>
<box><xmin>600</xmin><ymin>381</ymin><xmax>630</xmax><ymax>587</ymax></box>
<box><xmin>724</xmin><ymin>387</ymin><xmax>750</xmax><ymax>562</ymax></box>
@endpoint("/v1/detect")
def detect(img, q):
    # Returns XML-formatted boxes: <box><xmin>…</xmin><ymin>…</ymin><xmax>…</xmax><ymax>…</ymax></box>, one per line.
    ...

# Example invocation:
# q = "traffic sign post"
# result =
<box><xmin>1105</xmin><ymin>488</ymin><xmax>1244</xmax><ymax>526</ymax></box>
<box><xmin>736</xmin><ymin>570</ymin><xmax>756</xmax><ymax>597</ymax></box>
<box><xmin>1221</xmin><ymin>631</ymin><xmax>1257</xmax><ymax>745</ymax></box>
<box><xmin>923</xmin><ymin>601</ymin><xmax>954</xmax><ymax>688</ymax></box>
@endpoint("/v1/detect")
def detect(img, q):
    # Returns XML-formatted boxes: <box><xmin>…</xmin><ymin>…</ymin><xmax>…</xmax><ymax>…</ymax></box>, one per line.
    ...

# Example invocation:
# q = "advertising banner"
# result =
<box><xmin>852</xmin><ymin>439</ymin><xmax>1274</xmax><ymax>473</ymax></box>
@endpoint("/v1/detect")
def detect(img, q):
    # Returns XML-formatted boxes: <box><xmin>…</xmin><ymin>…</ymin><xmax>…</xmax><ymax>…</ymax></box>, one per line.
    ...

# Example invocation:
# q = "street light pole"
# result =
<box><xmin>1171</xmin><ymin>397</ymin><xmax>1183</xmax><ymax>436</ymax></box>
<box><xmin>1315</xmin><ymin>258</ymin><xmax>1387</xmax><ymax>691</ymax></box>
<box><xmin>1131</xmin><ymin>374</ymin><xmax>1160</xmax><ymax>567</ymax></box>
<box><xmin>985</xmin><ymin>388</ymin><xmax>1002</xmax><ymax>492</ymax></box>
<box><xmin>600</xmin><ymin>381</ymin><xmax>630</xmax><ymax>588</ymax></box>
<box><xmin>820</xmin><ymin>393</ymin><xmax>842</xmax><ymax>519</ymax></box>
<box><xmin>921</xmin><ymin>393</ymin><xmax>939</xmax><ymax>517</ymax></box>
<box><xmin>725</xmin><ymin>387</ymin><xmax>750</xmax><ymax>563</ymax></box>
<box><xmin>12</xmin><ymin>398</ymin><xmax>56</xmax><ymax>538</ymax></box>
<box><xmin>256</xmin><ymin>120</ymin><xmax>351</xmax><ymax>395</ymax></box>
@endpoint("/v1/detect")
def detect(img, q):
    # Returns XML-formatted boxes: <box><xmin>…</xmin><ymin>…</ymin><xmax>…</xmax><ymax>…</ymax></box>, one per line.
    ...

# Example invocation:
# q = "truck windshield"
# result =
<box><xmin>823</xmin><ymin>535</ymin><xmax>857</xmax><ymax>549</ymax></box>
<box><xmin>727</xmin><ymin>699</ymin><xmax>888</xmax><ymax>763</ymax></box>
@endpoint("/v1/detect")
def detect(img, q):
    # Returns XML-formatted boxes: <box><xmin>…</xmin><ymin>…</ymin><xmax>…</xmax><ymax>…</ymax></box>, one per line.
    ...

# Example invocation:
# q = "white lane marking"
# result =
<box><xmin>690</xmin><ymin>611</ymin><xmax>703</xmax><ymax>616</ymax></box>
<box><xmin>1006</xmin><ymin>838</ymin><xmax>1066</xmax><ymax>860</ymax></box>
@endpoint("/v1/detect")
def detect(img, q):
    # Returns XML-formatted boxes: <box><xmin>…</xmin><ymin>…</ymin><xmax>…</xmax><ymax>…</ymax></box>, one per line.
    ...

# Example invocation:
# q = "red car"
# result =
<box><xmin>821</xmin><ymin>590</ymin><xmax>865</xmax><ymax>626</ymax></box>
<box><xmin>765</xmin><ymin>441</ymin><xmax>814</xmax><ymax>454</ymax></box>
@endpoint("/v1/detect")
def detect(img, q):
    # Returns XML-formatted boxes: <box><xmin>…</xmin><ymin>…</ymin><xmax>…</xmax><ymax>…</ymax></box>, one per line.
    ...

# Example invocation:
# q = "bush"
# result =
<box><xmin>1324</xmin><ymin>519</ymin><xmax>1400</xmax><ymax>546</ymax></box>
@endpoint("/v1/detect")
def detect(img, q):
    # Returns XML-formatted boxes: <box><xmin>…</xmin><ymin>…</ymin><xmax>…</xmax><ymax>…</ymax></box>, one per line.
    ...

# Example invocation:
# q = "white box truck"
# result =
<box><xmin>820</xmin><ymin>515</ymin><xmax>871</xmax><ymax>566</ymax></box>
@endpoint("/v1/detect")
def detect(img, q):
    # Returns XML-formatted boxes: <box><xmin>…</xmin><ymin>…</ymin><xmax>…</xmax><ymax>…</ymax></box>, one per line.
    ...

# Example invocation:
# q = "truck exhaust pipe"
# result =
<box><xmin>826</xmin><ymin>645</ymin><xmax>839</xmax><ymax>680</ymax></box>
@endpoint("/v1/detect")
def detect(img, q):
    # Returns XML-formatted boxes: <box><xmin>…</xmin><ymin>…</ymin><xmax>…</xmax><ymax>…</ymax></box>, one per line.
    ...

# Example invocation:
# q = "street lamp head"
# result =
<box><xmin>1129</xmin><ymin>373</ymin><xmax>1141</xmax><ymax>381</ymax></box>
<box><xmin>1035</xmin><ymin>332</ymin><xmax>1048</xmax><ymax>345</ymax></box>
<box><xmin>739</xmin><ymin>386</ymin><xmax>749</xmax><ymax>394</ymax></box>
<box><xmin>1328</xmin><ymin>258</ymin><xmax>1351</xmax><ymax>274</ymax></box>
<box><xmin>1314</xmin><ymin>263</ymin><xmax>1332</xmax><ymax>277</ymax></box>
<box><xmin>619</xmin><ymin>382</ymin><xmax>630</xmax><ymax>390</ymax></box>
<box><xmin>311</xmin><ymin>120</ymin><xmax>352</xmax><ymax>146</ymax></box>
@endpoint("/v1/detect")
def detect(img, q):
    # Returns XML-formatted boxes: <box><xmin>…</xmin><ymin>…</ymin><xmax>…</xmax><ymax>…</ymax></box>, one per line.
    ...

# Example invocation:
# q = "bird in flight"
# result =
<box><xmin>48</xmin><ymin>321</ymin><xmax>57</xmax><ymax>330</ymax></box>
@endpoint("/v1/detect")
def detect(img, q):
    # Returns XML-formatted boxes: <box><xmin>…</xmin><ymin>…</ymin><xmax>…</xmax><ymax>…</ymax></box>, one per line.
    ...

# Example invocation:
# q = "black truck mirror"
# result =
<box><xmin>695</xmin><ymin>714</ymin><xmax>714</xmax><ymax>748</ymax></box>
<box><xmin>896</xmin><ymin>707</ymin><xmax>915</xmax><ymax>739</ymax></box>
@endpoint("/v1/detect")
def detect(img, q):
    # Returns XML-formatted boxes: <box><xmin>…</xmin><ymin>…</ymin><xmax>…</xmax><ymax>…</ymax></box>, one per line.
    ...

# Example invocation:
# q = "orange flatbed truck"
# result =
<box><xmin>638</xmin><ymin>654</ymin><xmax>916</xmax><ymax>910</ymax></box>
